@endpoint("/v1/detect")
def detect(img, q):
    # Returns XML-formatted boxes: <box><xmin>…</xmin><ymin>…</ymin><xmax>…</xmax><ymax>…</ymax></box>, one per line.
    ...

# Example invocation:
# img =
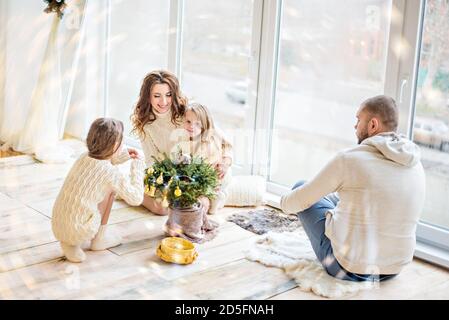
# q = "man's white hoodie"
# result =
<box><xmin>280</xmin><ymin>132</ymin><xmax>426</xmax><ymax>275</ymax></box>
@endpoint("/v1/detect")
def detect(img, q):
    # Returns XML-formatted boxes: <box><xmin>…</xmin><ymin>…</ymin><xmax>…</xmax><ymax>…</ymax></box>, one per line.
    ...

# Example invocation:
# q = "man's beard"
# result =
<box><xmin>357</xmin><ymin>130</ymin><xmax>369</xmax><ymax>144</ymax></box>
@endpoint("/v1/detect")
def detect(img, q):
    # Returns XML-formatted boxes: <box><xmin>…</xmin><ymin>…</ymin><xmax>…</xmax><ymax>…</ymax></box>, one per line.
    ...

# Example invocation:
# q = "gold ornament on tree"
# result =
<box><xmin>174</xmin><ymin>186</ymin><xmax>182</xmax><ymax>198</ymax></box>
<box><xmin>148</xmin><ymin>185</ymin><xmax>156</xmax><ymax>197</ymax></box>
<box><xmin>156</xmin><ymin>173</ymin><xmax>164</xmax><ymax>185</ymax></box>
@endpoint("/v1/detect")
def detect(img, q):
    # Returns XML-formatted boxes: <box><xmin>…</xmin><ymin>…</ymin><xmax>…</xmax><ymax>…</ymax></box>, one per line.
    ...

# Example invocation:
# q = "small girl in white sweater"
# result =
<box><xmin>182</xmin><ymin>103</ymin><xmax>233</xmax><ymax>214</ymax></box>
<box><xmin>52</xmin><ymin>118</ymin><xmax>145</xmax><ymax>263</ymax></box>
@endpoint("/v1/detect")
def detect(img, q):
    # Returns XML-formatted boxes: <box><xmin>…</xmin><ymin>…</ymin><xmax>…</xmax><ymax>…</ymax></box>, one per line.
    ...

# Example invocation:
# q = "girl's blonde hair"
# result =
<box><xmin>186</xmin><ymin>103</ymin><xmax>231</xmax><ymax>145</ymax></box>
<box><xmin>86</xmin><ymin>118</ymin><xmax>124</xmax><ymax>160</ymax></box>
<box><xmin>186</xmin><ymin>103</ymin><xmax>216</xmax><ymax>142</ymax></box>
<box><xmin>131</xmin><ymin>70</ymin><xmax>187</xmax><ymax>138</ymax></box>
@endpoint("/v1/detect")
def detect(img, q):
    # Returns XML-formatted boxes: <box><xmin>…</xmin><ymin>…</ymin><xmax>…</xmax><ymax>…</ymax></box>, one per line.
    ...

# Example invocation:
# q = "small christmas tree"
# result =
<box><xmin>144</xmin><ymin>150</ymin><xmax>219</xmax><ymax>209</ymax></box>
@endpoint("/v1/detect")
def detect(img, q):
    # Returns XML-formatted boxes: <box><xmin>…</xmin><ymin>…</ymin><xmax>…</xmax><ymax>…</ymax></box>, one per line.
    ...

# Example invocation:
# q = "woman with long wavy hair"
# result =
<box><xmin>131</xmin><ymin>70</ymin><xmax>189</xmax><ymax>215</ymax></box>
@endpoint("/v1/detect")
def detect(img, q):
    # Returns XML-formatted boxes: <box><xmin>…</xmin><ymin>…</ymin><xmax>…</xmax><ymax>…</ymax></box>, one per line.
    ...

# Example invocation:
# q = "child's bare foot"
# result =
<box><xmin>60</xmin><ymin>242</ymin><xmax>86</xmax><ymax>263</ymax></box>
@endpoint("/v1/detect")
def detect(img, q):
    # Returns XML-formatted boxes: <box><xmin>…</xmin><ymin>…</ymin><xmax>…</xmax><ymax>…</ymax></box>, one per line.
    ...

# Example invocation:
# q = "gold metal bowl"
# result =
<box><xmin>156</xmin><ymin>237</ymin><xmax>198</xmax><ymax>265</ymax></box>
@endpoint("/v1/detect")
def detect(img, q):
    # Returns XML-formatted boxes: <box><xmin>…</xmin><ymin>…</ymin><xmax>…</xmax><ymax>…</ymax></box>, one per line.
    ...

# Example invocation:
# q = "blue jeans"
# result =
<box><xmin>293</xmin><ymin>180</ymin><xmax>396</xmax><ymax>282</ymax></box>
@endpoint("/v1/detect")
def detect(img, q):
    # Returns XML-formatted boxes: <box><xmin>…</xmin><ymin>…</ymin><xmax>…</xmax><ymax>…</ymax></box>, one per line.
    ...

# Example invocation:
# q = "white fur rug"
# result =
<box><xmin>245</xmin><ymin>229</ymin><xmax>375</xmax><ymax>298</ymax></box>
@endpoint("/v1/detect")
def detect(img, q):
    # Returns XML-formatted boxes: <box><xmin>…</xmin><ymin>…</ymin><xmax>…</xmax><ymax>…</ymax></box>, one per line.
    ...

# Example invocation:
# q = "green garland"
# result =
<box><xmin>144</xmin><ymin>151</ymin><xmax>219</xmax><ymax>209</ymax></box>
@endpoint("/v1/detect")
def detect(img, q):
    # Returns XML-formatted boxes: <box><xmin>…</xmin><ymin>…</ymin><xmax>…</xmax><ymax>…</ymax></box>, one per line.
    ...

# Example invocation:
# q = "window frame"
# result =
<box><xmin>407</xmin><ymin>0</ymin><xmax>449</xmax><ymax>264</ymax></box>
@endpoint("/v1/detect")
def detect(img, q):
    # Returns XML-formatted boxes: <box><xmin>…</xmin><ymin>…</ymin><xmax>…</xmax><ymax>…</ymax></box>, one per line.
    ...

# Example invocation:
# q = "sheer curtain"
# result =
<box><xmin>12</xmin><ymin>14</ymin><xmax>66</xmax><ymax>162</ymax></box>
<box><xmin>0</xmin><ymin>0</ymin><xmax>106</xmax><ymax>163</ymax></box>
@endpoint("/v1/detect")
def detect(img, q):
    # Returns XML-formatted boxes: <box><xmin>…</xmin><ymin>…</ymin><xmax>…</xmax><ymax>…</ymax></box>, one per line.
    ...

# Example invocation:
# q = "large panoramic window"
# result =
<box><xmin>106</xmin><ymin>0</ymin><xmax>170</xmax><ymax>138</ymax></box>
<box><xmin>269</xmin><ymin>0</ymin><xmax>393</xmax><ymax>187</ymax></box>
<box><xmin>180</xmin><ymin>0</ymin><xmax>255</xmax><ymax>172</ymax></box>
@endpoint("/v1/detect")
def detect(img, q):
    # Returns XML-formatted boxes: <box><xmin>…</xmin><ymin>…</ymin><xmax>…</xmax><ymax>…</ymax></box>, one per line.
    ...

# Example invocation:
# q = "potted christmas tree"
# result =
<box><xmin>144</xmin><ymin>150</ymin><xmax>219</xmax><ymax>243</ymax></box>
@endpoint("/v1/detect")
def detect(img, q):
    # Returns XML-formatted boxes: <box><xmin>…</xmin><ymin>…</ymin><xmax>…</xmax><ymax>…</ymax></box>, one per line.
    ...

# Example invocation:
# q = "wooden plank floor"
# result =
<box><xmin>1</xmin><ymin>146</ymin><xmax>449</xmax><ymax>299</ymax></box>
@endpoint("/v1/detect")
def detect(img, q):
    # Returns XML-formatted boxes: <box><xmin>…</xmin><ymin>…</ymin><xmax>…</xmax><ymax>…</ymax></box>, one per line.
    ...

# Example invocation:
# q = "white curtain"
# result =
<box><xmin>13</xmin><ymin>15</ymin><xmax>66</xmax><ymax>162</ymax></box>
<box><xmin>0</xmin><ymin>0</ymin><xmax>107</xmax><ymax>163</ymax></box>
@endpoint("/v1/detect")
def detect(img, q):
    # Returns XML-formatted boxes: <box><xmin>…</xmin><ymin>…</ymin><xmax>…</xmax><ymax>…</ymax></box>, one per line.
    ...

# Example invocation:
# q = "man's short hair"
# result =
<box><xmin>361</xmin><ymin>95</ymin><xmax>398</xmax><ymax>132</ymax></box>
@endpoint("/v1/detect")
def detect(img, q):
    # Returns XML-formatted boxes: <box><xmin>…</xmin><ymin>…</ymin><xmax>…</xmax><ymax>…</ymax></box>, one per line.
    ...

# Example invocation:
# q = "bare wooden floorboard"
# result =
<box><xmin>0</xmin><ymin>206</ymin><xmax>55</xmax><ymax>255</ymax></box>
<box><xmin>0</xmin><ymin>242</ymin><xmax>62</xmax><ymax>273</ymax></box>
<box><xmin>0</xmin><ymin>206</ymin><xmax>160</xmax><ymax>273</ymax></box>
<box><xmin>408</xmin><ymin>278</ymin><xmax>449</xmax><ymax>299</ymax></box>
<box><xmin>107</xmin><ymin>205</ymin><xmax>153</xmax><ymax>225</ymax></box>
<box><xmin>0</xmin><ymin>163</ymin><xmax>72</xmax><ymax>190</ymax></box>
<box><xmin>3</xmin><ymin>179</ymin><xmax>65</xmax><ymax>205</ymax></box>
<box><xmin>111</xmin><ymin>199</ymin><xmax>131</xmax><ymax>211</ymax></box>
<box><xmin>24</xmin><ymin>198</ymin><xmax>55</xmax><ymax>219</ymax></box>
<box><xmin>1</xmin><ymin>143</ymin><xmax>449</xmax><ymax>299</ymax></box>
<box><xmin>349</xmin><ymin>259</ymin><xmax>449</xmax><ymax>300</ymax></box>
<box><xmin>0</xmin><ymin>155</ymin><xmax>35</xmax><ymax>168</ymax></box>
<box><xmin>174</xmin><ymin>259</ymin><xmax>297</xmax><ymax>300</ymax></box>
<box><xmin>267</xmin><ymin>287</ymin><xmax>325</xmax><ymax>300</ymax></box>
<box><xmin>62</xmin><ymin>269</ymin><xmax>194</xmax><ymax>300</ymax></box>
<box><xmin>110</xmin><ymin>219</ymin><xmax>254</xmax><ymax>257</ymax></box>
<box><xmin>118</xmin><ymin>236</ymin><xmax>257</xmax><ymax>283</ymax></box>
<box><xmin>0</xmin><ymin>192</ymin><xmax>24</xmax><ymax>211</ymax></box>
<box><xmin>0</xmin><ymin>250</ymin><xmax>122</xmax><ymax>299</ymax></box>
<box><xmin>32</xmin><ymin>214</ymin><xmax>258</xmax><ymax>300</ymax></box>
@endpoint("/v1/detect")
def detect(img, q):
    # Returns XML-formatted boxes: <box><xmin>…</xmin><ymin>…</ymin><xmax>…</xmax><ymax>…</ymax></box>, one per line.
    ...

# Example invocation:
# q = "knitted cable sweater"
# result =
<box><xmin>138</xmin><ymin>110</ymin><xmax>183</xmax><ymax>167</ymax></box>
<box><xmin>178</xmin><ymin>129</ymin><xmax>233</xmax><ymax>167</ymax></box>
<box><xmin>51</xmin><ymin>149</ymin><xmax>145</xmax><ymax>245</ymax></box>
<box><xmin>280</xmin><ymin>133</ymin><xmax>425</xmax><ymax>275</ymax></box>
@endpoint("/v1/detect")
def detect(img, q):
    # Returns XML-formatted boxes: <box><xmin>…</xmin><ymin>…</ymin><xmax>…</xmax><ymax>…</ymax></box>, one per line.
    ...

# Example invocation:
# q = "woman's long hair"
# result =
<box><xmin>131</xmin><ymin>70</ymin><xmax>187</xmax><ymax>138</ymax></box>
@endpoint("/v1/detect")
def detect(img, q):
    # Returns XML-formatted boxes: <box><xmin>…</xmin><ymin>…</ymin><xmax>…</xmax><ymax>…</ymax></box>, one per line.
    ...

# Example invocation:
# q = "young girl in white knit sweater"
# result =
<box><xmin>182</xmin><ymin>103</ymin><xmax>233</xmax><ymax>214</ymax></box>
<box><xmin>52</xmin><ymin>118</ymin><xmax>145</xmax><ymax>263</ymax></box>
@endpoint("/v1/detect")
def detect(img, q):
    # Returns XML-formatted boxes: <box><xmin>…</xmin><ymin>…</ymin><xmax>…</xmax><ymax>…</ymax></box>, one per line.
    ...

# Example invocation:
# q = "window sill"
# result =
<box><xmin>414</xmin><ymin>241</ymin><xmax>449</xmax><ymax>270</ymax></box>
<box><xmin>264</xmin><ymin>191</ymin><xmax>281</xmax><ymax>210</ymax></box>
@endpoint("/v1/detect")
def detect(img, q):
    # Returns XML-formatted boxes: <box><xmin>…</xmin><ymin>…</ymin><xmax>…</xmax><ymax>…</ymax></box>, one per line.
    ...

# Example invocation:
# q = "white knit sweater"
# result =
<box><xmin>280</xmin><ymin>133</ymin><xmax>426</xmax><ymax>275</ymax></box>
<box><xmin>139</xmin><ymin>110</ymin><xmax>183</xmax><ymax>167</ymax></box>
<box><xmin>52</xmin><ymin>149</ymin><xmax>145</xmax><ymax>245</ymax></box>
<box><xmin>177</xmin><ymin>129</ymin><xmax>233</xmax><ymax>167</ymax></box>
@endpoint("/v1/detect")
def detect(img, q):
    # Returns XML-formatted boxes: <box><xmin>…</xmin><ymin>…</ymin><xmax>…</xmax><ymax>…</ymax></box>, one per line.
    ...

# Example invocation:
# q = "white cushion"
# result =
<box><xmin>225</xmin><ymin>175</ymin><xmax>266</xmax><ymax>207</ymax></box>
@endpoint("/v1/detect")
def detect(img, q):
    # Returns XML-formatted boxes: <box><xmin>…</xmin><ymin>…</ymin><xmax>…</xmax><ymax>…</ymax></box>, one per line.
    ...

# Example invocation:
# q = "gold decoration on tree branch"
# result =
<box><xmin>144</xmin><ymin>150</ymin><xmax>219</xmax><ymax>209</ymax></box>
